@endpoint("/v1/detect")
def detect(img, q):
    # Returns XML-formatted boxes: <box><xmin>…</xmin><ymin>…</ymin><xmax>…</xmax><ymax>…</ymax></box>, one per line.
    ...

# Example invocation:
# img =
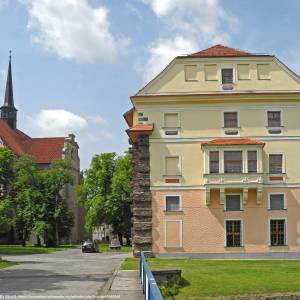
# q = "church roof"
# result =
<box><xmin>0</xmin><ymin>120</ymin><xmax>65</xmax><ymax>163</ymax></box>
<box><xmin>184</xmin><ymin>44</ymin><xmax>254</xmax><ymax>58</ymax></box>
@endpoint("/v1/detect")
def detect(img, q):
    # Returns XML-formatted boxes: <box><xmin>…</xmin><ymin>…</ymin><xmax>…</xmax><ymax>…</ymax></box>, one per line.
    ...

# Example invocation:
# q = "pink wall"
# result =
<box><xmin>152</xmin><ymin>188</ymin><xmax>300</xmax><ymax>254</ymax></box>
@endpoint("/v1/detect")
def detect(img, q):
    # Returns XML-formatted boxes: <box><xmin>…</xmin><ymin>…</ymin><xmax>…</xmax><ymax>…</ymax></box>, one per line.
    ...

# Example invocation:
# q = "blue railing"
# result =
<box><xmin>140</xmin><ymin>252</ymin><xmax>164</xmax><ymax>300</ymax></box>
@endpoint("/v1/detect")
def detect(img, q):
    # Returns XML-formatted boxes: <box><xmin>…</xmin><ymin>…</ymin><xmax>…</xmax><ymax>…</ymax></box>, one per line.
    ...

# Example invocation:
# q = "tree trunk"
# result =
<box><xmin>36</xmin><ymin>235</ymin><xmax>41</xmax><ymax>247</ymax></box>
<box><xmin>21</xmin><ymin>236</ymin><xmax>26</xmax><ymax>247</ymax></box>
<box><xmin>125</xmin><ymin>236</ymin><xmax>131</xmax><ymax>246</ymax></box>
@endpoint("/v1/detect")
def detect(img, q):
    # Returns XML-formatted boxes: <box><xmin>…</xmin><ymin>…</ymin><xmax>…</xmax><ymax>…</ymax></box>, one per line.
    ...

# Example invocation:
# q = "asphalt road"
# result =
<box><xmin>0</xmin><ymin>248</ymin><xmax>129</xmax><ymax>299</ymax></box>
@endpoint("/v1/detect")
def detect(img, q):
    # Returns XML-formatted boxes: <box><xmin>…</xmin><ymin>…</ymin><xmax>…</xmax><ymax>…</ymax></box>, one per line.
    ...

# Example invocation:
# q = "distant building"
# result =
<box><xmin>0</xmin><ymin>55</ymin><xmax>85</xmax><ymax>244</ymax></box>
<box><xmin>126</xmin><ymin>44</ymin><xmax>300</xmax><ymax>258</ymax></box>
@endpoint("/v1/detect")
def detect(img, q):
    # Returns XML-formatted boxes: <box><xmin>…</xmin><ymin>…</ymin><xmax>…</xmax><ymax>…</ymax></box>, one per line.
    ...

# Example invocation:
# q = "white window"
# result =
<box><xmin>184</xmin><ymin>65</ymin><xmax>198</xmax><ymax>81</ymax></box>
<box><xmin>165</xmin><ymin>156</ymin><xmax>181</xmax><ymax>176</ymax></box>
<box><xmin>209</xmin><ymin>151</ymin><xmax>219</xmax><ymax>174</ymax></box>
<box><xmin>247</xmin><ymin>151</ymin><xmax>257</xmax><ymax>173</ymax></box>
<box><xmin>225</xmin><ymin>195</ymin><xmax>241</xmax><ymax>211</ymax></box>
<box><xmin>267</xmin><ymin>111</ymin><xmax>281</xmax><ymax>127</ymax></box>
<box><xmin>224</xmin><ymin>151</ymin><xmax>243</xmax><ymax>173</ymax></box>
<box><xmin>269</xmin><ymin>194</ymin><xmax>286</xmax><ymax>210</ymax></box>
<box><xmin>221</xmin><ymin>68</ymin><xmax>234</xmax><ymax>84</ymax></box>
<box><xmin>269</xmin><ymin>154</ymin><xmax>283</xmax><ymax>174</ymax></box>
<box><xmin>224</xmin><ymin>112</ymin><xmax>238</xmax><ymax>128</ymax></box>
<box><xmin>165</xmin><ymin>196</ymin><xmax>181</xmax><ymax>212</ymax></box>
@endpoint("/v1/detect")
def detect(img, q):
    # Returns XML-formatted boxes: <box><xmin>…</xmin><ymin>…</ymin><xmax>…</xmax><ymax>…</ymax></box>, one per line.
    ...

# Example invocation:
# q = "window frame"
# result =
<box><xmin>221</xmin><ymin>68</ymin><xmax>234</xmax><ymax>85</ymax></box>
<box><xmin>209</xmin><ymin>150</ymin><xmax>220</xmax><ymax>174</ymax></box>
<box><xmin>224</xmin><ymin>194</ymin><xmax>242</xmax><ymax>212</ymax></box>
<box><xmin>268</xmin><ymin>218</ymin><xmax>287</xmax><ymax>246</ymax></box>
<box><xmin>163</xmin><ymin>112</ymin><xmax>181</xmax><ymax>128</ymax></box>
<box><xmin>224</xmin><ymin>219</ymin><xmax>243</xmax><ymax>247</ymax></box>
<box><xmin>224</xmin><ymin>150</ymin><xmax>243</xmax><ymax>174</ymax></box>
<box><xmin>268</xmin><ymin>193</ymin><xmax>287</xmax><ymax>210</ymax></box>
<box><xmin>164</xmin><ymin>155</ymin><xmax>182</xmax><ymax>176</ymax></box>
<box><xmin>164</xmin><ymin>195</ymin><xmax>182</xmax><ymax>212</ymax></box>
<box><xmin>268</xmin><ymin>153</ymin><xmax>285</xmax><ymax>174</ymax></box>
<box><xmin>267</xmin><ymin>110</ymin><xmax>282</xmax><ymax>128</ymax></box>
<box><xmin>257</xmin><ymin>63</ymin><xmax>271</xmax><ymax>80</ymax></box>
<box><xmin>223</xmin><ymin>111</ymin><xmax>239</xmax><ymax>129</ymax></box>
<box><xmin>184</xmin><ymin>65</ymin><xmax>198</xmax><ymax>82</ymax></box>
<box><xmin>247</xmin><ymin>150</ymin><xmax>258</xmax><ymax>173</ymax></box>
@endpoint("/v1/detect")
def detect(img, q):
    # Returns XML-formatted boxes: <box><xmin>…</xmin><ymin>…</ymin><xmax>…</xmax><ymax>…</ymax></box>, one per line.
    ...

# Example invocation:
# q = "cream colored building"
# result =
<box><xmin>125</xmin><ymin>44</ymin><xmax>300</xmax><ymax>258</ymax></box>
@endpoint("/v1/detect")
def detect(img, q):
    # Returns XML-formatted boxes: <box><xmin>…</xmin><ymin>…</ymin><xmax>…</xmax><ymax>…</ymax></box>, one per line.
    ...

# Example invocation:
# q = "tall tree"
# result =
<box><xmin>78</xmin><ymin>152</ymin><xmax>132</xmax><ymax>245</ymax></box>
<box><xmin>0</xmin><ymin>148</ymin><xmax>15</xmax><ymax>234</ymax></box>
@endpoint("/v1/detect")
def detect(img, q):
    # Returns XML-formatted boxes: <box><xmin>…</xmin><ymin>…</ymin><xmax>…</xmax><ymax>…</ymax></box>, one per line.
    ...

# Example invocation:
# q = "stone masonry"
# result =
<box><xmin>131</xmin><ymin>135</ymin><xmax>153</xmax><ymax>257</ymax></box>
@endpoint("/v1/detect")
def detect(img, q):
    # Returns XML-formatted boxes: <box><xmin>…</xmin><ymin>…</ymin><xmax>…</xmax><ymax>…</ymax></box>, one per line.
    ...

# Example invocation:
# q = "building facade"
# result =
<box><xmin>0</xmin><ymin>56</ymin><xmax>85</xmax><ymax>244</ymax></box>
<box><xmin>125</xmin><ymin>44</ymin><xmax>300</xmax><ymax>258</ymax></box>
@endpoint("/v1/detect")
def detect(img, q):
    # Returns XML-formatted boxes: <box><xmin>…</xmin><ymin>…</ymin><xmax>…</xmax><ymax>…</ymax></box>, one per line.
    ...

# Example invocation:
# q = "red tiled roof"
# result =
<box><xmin>127</xmin><ymin>124</ymin><xmax>154</xmax><ymax>132</ymax></box>
<box><xmin>126</xmin><ymin>124</ymin><xmax>154</xmax><ymax>143</ymax></box>
<box><xmin>187</xmin><ymin>44</ymin><xmax>252</xmax><ymax>58</ymax></box>
<box><xmin>0</xmin><ymin>120</ymin><xmax>25</xmax><ymax>156</ymax></box>
<box><xmin>0</xmin><ymin>120</ymin><xmax>65</xmax><ymax>163</ymax></box>
<box><xmin>202</xmin><ymin>138</ymin><xmax>265</xmax><ymax>146</ymax></box>
<box><xmin>28</xmin><ymin>138</ymin><xmax>65</xmax><ymax>164</ymax></box>
<box><xmin>123</xmin><ymin>108</ymin><xmax>134</xmax><ymax>127</ymax></box>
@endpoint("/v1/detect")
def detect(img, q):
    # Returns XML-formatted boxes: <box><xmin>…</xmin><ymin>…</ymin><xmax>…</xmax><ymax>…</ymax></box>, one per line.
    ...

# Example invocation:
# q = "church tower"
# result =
<box><xmin>0</xmin><ymin>53</ymin><xmax>17</xmax><ymax>130</ymax></box>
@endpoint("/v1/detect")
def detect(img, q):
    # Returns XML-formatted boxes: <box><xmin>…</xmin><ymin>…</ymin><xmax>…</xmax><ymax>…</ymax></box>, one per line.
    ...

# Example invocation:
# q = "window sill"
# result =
<box><xmin>162</xmin><ymin>174</ymin><xmax>182</xmax><ymax>177</ymax></box>
<box><xmin>268</xmin><ymin>245</ymin><xmax>288</xmax><ymax>247</ymax></box>
<box><xmin>162</xmin><ymin>126</ymin><xmax>181</xmax><ymax>129</ymax></box>
<box><xmin>267</xmin><ymin>173</ymin><xmax>286</xmax><ymax>175</ymax></box>
<box><xmin>224</xmin><ymin>210</ymin><xmax>244</xmax><ymax>212</ymax></box>
<box><xmin>268</xmin><ymin>209</ymin><xmax>287</xmax><ymax>211</ymax></box>
<box><xmin>164</xmin><ymin>210</ymin><xmax>183</xmax><ymax>214</ymax></box>
<box><xmin>225</xmin><ymin>246</ymin><xmax>244</xmax><ymax>248</ymax></box>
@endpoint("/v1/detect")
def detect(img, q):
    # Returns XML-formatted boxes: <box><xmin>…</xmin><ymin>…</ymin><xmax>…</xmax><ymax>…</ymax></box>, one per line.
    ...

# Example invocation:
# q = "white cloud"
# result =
<box><xmin>145</xmin><ymin>36</ymin><xmax>198</xmax><ymax>81</ymax></box>
<box><xmin>141</xmin><ymin>0</ymin><xmax>239</xmax><ymax>80</ymax></box>
<box><xmin>21</xmin><ymin>0</ymin><xmax>129</xmax><ymax>62</ymax></box>
<box><xmin>86</xmin><ymin>115</ymin><xmax>107</xmax><ymax>125</ymax></box>
<box><xmin>28</xmin><ymin>109</ymin><xmax>88</xmax><ymax>136</ymax></box>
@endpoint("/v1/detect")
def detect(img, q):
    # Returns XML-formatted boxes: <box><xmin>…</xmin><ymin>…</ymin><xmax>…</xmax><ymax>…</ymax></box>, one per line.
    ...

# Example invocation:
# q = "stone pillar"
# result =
<box><xmin>131</xmin><ymin>135</ymin><xmax>153</xmax><ymax>258</ymax></box>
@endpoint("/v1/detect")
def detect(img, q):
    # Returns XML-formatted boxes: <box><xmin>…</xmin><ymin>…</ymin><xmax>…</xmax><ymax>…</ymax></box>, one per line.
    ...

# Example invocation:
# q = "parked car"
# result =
<box><xmin>82</xmin><ymin>241</ymin><xmax>97</xmax><ymax>253</ymax></box>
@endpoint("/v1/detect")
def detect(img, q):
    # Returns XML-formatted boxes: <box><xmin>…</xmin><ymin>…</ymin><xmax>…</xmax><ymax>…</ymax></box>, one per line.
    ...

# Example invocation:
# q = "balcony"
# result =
<box><xmin>204</xmin><ymin>173</ymin><xmax>263</xmax><ymax>186</ymax></box>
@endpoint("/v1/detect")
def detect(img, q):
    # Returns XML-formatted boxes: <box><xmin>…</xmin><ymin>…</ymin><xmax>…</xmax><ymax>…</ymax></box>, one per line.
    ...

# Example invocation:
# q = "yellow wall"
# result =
<box><xmin>140</xmin><ymin>57</ymin><xmax>300</xmax><ymax>94</ymax></box>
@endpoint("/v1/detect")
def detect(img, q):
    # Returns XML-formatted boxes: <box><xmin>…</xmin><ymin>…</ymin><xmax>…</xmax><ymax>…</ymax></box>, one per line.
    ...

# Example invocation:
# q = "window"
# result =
<box><xmin>269</xmin><ymin>154</ymin><xmax>283</xmax><ymax>174</ymax></box>
<box><xmin>226</xmin><ymin>220</ymin><xmax>242</xmax><ymax>247</ymax></box>
<box><xmin>269</xmin><ymin>194</ymin><xmax>285</xmax><ymax>210</ymax></box>
<box><xmin>224</xmin><ymin>112</ymin><xmax>238</xmax><ymax>128</ymax></box>
<box><xmin>258</xmin><ymin>64</ymin><xmax>271</xmax><ymax>80</ymax></box>
<box><xmin>204</xmin><ymin>64</ymin><xmax>218</xmax><ymax>81</ymax></box>
<box><xmin>247</xmin><ymin>151</ymin><xmax>257</xmax><ymax>173</ymax></box>
<box><xmin>222</xmin><ymin>69</ymin><xmax>233</xmax><ymax>84</ymax></box>
<box><xmin>209</xmin><ymin>151</ymin><xmax>219</xmax><ymax>174</ymax></box>
<box><xmin>224</xmin><ymin>151</ymin><xmax>243</xmax><ymax>173</ymax></box>
<box><xmin>225</xmin><ymin>195</ymin><xmax>241</xmax><ymax>211</ymax></box>
<box><xmin>270</xmin><ymin>219</ymin><xmax>286</xmax><ymax>246</ymax></box>
<box><xmin>184</xmin><ymin>65</ymin><xmax>197</xmax><ymax>81</ymax></box>
<box><xmin>164</xmin><ymin>113</ymin><xmax>179</xmax><ymax>128</ymax></box>
<box><xmin>237</xmin><ymin>64</ymin><xmax>250</xmax><ymax>80</ymax></box>
<box><xmin>165</xmin><ymin>196</ymin><xmax>181</xmax><ymax>212</ymax></box>
<box><xmin>165</xmin><ymin>156</ymin><xmax>180</xmax><ymax>176</ymax></box>
<box><xmin>267</xmin><ymin>111</ymin><xmax>281</xmax><ymax>127</ymax></box>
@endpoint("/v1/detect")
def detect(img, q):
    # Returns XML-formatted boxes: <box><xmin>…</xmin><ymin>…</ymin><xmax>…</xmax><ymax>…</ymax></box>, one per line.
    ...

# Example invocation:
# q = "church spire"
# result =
<box><xmin>1</xmin><ymin>51</ymin><xmax>17</xmax><ymax>130</ymax></box>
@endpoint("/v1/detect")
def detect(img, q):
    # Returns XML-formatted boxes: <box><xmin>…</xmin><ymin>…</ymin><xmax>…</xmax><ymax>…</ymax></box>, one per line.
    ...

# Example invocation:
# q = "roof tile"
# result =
<box><xmin>202</xmin><ymin>138</ymin><xmax>265</xmax><ymax>146</ymax></box>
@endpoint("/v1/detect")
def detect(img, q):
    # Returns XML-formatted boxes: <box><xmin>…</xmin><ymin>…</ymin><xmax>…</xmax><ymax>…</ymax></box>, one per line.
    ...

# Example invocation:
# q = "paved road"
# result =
<box><xmin>0</xmin><ymin>249</ymin><xmax>130</xmax><ymax>299</ymax></box>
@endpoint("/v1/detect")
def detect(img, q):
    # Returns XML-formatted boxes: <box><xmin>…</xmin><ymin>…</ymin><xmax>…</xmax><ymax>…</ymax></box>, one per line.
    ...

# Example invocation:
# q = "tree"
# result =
<box><xmin>39</xmin><ymin>159</ymin><xmax>74</xmax><ymax>246</ymax></box>
<box><xmin>78</xmin><ymin>153</ymin><xmax>116</xmax><ymax>233</ymax></box>
<box><xmin>78</xmin><ymin>152</ymin><xmax>132</xmax><ymax>245</ymax></box>
<box><xmin>0</xmin><ymin>148</ymin><xmax>15</xmax><ymax>235</ymax></box>
<box><xmin>14</xmin><ymin>155</ymin><xmax>40</xmax><ymax>246</ymax></box>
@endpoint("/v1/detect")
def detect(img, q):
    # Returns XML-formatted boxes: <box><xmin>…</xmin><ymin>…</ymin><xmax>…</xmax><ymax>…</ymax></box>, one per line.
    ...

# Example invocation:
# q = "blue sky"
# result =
<box><xmin>0</xmin><ymin>0</ymin><xmax>300</xmax><ymax>169</ymax></box>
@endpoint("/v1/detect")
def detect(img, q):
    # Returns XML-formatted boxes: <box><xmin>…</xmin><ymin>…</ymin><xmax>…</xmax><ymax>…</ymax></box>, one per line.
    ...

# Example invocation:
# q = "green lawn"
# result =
<box><xmin>97</xmin><ymin>243</ymin><xmax>132</xmax><ymax>253</ymax></box>
<box><xmin>0</xmin><ymin>245</ymin><xmax>76</xmax><ymax>255</ymax></box>
<box><xmin>122</xmin><ymin>258</ymin><xmax>300</xmax><ymax>299</ymax></box>
<box><xmin>0</xmin><ymin>260</ymin><xmax>18</xmax><ymax>269</ymax></box>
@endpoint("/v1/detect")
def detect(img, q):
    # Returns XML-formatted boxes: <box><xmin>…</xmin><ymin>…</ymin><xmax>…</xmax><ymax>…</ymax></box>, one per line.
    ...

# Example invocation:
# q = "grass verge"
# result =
<box><xmin>0</xmin><ymin>245</ymin><xmax>76</xmax><ymax>255</ymax></box>
<box><xmin>97</xmin><ymin>243</ymin><xmax>132</xmax><ymax>253</ymax></box>
<box><xmin>121</xmin><ymin>258</ymin><xmax>300</xmax><ymax>299</ymax></box>
<box><xmin>0</xmin><ymin>260</ymin><xmax>18</xmax><ymax>269</ymax></box>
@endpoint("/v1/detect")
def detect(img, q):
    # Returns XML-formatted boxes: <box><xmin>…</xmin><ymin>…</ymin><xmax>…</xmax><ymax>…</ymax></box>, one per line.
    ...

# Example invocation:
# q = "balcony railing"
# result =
<box><xmin>204</xmin><ymin>173</ymin><xmax>263</xmax><ymax>186</ymax></box>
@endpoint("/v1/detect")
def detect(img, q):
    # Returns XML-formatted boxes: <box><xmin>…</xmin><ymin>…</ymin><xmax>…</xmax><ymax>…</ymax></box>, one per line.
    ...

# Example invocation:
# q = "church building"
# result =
<box><xmin>0</xmin><ymin>55</ymin><xmax>85</xmax><ymax>244</ymax></box>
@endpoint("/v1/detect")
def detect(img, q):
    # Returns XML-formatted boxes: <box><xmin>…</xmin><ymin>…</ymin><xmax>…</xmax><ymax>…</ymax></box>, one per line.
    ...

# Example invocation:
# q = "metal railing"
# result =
<box><xmin>140</xmin><ymin>252</ymin><xmax>164</xmax><ymax>300</ymax></box>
